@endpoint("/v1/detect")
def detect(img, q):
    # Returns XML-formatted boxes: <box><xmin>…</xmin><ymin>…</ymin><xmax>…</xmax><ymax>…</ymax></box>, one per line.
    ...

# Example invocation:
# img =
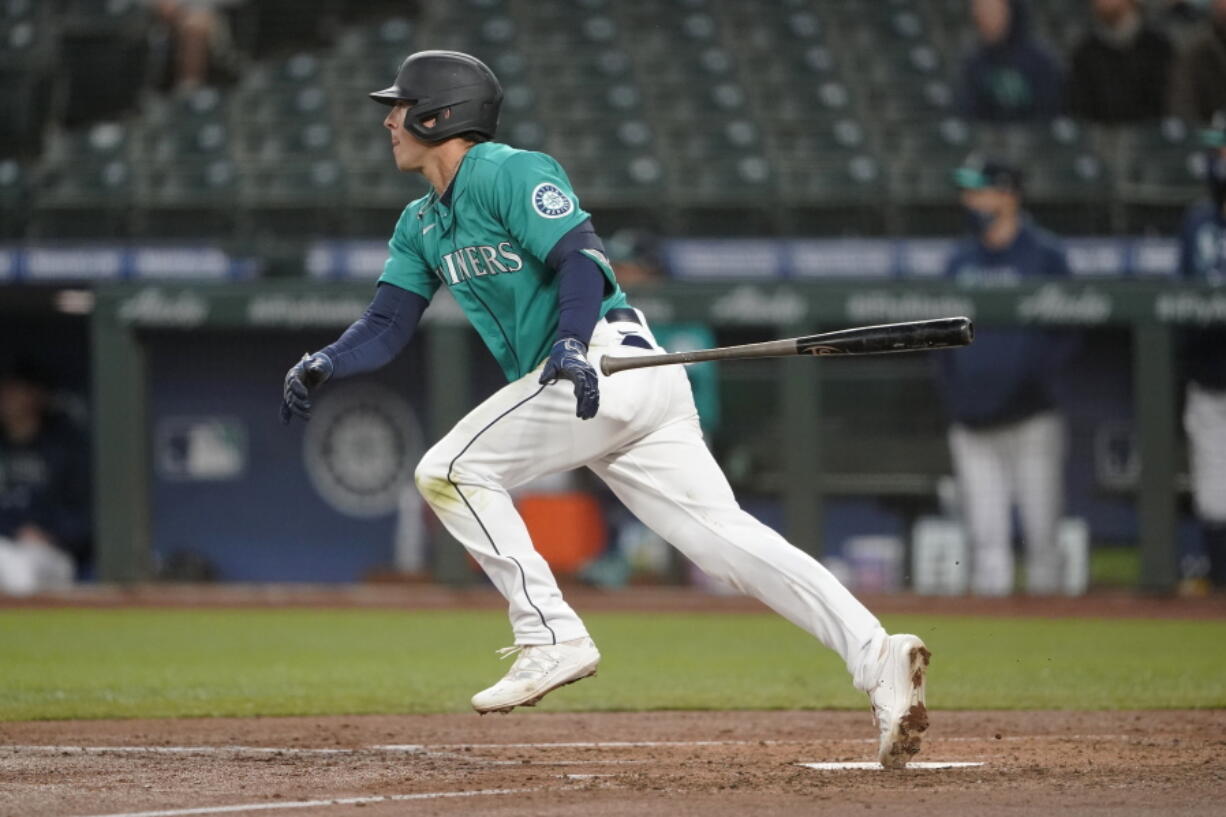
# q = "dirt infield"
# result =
<box><xmin>5</xmin><ymin>586</ymin><xmax>1225</xmax><ymax>815</ymax></box>
<box><xmin>3</xmin><ymin>709</ymin><xmax>1224</xmax><ymax>817</ymax></box>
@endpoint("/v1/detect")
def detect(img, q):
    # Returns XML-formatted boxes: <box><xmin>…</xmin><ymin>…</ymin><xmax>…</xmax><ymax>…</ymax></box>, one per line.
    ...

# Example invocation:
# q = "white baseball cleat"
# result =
<box><xmin>868</xmin><ymin>633</ymin><xmax>931</xmax><ymax>769</ymax></box>
<box><xmin>471</xmin><ymin>636</ymin><xmax>600</xmax><ymax>714</ymax></box>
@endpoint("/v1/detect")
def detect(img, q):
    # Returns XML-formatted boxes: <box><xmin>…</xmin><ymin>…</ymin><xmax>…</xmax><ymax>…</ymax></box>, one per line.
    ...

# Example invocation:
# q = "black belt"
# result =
<box><xmin>604</xmin><ymin>307</ymin><xmax>641</xmax><ymax>325</ymax></box>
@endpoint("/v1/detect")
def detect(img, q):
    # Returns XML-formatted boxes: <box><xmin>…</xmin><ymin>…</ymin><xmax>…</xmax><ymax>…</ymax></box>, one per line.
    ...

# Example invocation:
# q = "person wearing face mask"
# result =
<box><xmin>936</xmin><ymin>158</ymin><xmax>1074</xmax><ymax>596</ymax></box>
<box><xmin>1178</xmin><ymin>111</ymin><xmax>1226</xmax><ymax>590</ymax></box>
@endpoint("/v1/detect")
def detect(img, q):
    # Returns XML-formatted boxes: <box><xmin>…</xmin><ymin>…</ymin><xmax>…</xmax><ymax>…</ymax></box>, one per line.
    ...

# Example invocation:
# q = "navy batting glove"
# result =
<box><xmin>539</xmin><ymin>338</ymin><xmax>599</xmax><ymax>420</ymax></box>
<box><xmin>280</xmin><ymin>352</ymin><xmax>334</xmax><ymax>424</ymax></box>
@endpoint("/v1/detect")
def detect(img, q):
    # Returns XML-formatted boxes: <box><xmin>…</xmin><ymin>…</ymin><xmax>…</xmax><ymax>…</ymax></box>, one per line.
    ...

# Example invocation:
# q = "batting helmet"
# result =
<box><xmin>370</xmin><ymin>50</ymin><xmax>502</xmax><ymax>144</ymax></box>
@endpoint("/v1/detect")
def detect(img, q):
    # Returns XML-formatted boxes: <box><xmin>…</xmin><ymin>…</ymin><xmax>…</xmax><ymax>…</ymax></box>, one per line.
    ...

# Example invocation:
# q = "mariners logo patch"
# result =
<box><xmin>532</xmin><ymin>182</ymin><xmax>573</xmax><ymax>218</ymax></box>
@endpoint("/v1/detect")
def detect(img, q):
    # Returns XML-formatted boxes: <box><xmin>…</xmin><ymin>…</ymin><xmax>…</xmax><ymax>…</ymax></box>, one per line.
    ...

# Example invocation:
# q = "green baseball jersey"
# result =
<box><xmin>378</xmin><ymin>141</ymin><xmax>628</xmax><ymax>381</ymax></box>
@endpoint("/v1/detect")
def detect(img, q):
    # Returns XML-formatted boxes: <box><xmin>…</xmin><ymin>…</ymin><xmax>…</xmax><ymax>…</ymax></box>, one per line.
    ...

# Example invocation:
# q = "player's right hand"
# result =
<box><xmin>280</xmin><ymin>352</ymin><xmax>334</xmax><ymax>424</ymax></box>
<box><xmin>539</xmin><ymin>338</ymin><xmax>599</xmax><ymax>420</ymax></box>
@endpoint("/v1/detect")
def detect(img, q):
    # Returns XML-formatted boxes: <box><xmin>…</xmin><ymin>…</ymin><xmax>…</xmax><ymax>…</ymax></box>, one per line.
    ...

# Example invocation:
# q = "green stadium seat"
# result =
<box><xmin>145</xmin><ymin>120</ymin><xmax>230</xmax><ymax>167</ymax></box>
<box><xmin>674</xmin><ymin>155</ymin><xmax>776</xmax><ymax>204</ymax></box>
<box><xmin>0</xmin><ymin>16</ymin><xmax>53</xmax><ymax>70</ymax></box>
<box><xmin>1025</xmin><ymin>152</ymin><xmax>1111</xmax><ymax>202</ymax></box>
<box><xmin>241</xmin><ymin>158</ymin><xmax>345</xmax><ymax>205</ymax></box>
<box><xmin>144</xmin><ymin>158</ymin><xmax>237</xmax><ymax>204</ymax></box>
<box><xmin>884</xmin><ymin>116</ymin><xmax>980</xmax><ymax>162</ymax></box>
<box><xmin>0</xmin><ymin>72</ymin><xmax>51</xmax><ymax>157</ymax></box>
<box><xmin>38</xmin><ymin>157</ymin><xmax>135</xmax><ymax>204</ymax></box>
<box><xmin>503</xmin><ymin>120</ymin><xmax>548</xmax><ymax>151</ymax></box>
<box><xmin>59</xmin><ymin>0</ymin><xmax>148</xmax><ymax>34</ymax></box>
<box><xmin>1123</xmin><ymin>150</ymin><xmax>1206</xmax><ymax>197</ymax></box>
<box><xmin>1124</xmin><ymin>118</ymin><xmax>1197</xmax><ymax>152</ymax></box>
<box><xmin>0</xmin><ymin>157</ymin><xmax>29</xmax><ymax>236</ymax></box>
<box><xmin>780</xmin><ymin>155</ymin><xmax>887</xmax><ymax>203</ymax></box>
<box><xmin>770</xmin><ymin>117</ymin><xmax>873</xmax><ymax>161</ymax></box>
<box><xmin>1</xmin><ymin>0</ymin><xmax>35</xmax><ymax>20</ymax></box>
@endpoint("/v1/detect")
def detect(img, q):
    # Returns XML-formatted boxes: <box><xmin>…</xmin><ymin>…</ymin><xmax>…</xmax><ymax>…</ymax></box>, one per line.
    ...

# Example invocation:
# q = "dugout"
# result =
<box><xmin>89</xmin><ymin>276</ymin><xmax>1212</xmax><ymax>594</ymax></box>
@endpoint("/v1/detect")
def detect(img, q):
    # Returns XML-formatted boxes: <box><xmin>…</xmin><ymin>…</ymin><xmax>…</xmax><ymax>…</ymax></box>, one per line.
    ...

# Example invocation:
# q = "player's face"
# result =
<box><xmin>972</xmin><ymin>0</ymin><xmax>1009</xmax><ymax>44</ymax></box>
<box><xmin>0</xmin><ymin>379</ymin><xmax>44</xmax><ymax>430</ymax></box>
<box><xmin>1091</xmin><ymin>0</ymin><xmax>1132</xmax><ymax>24</ymax></box>
<box><xmin>384</xmin><ymin>102</ymin><xmax>431</xmax><ymax>172</ymax></box>
<box><xmin>961</xmin><ymin>187</ymin><xmax>1017</xmax><ymax>223</ymax></box>
<box><xmin>384</xmin><ymin>103</ymin><xmax>452</xmax><ymax>172</ymax></box>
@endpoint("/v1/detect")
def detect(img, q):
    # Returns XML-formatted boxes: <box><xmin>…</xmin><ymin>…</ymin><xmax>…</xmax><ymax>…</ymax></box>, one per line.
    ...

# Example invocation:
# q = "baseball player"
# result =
<box><xmin>280</xmin><ymin>51</ymin><xmax>930</xmax><ymax>767</ymax></box>
<box><xmin>1178</xmin><ymin>110</ymin><xmax>1226</xmax><ymax>590</ymax></box>
<box><xmin>939</xmin><ymin>158</ymin><xmax>1073</xmax><ymax>596</ymax></box>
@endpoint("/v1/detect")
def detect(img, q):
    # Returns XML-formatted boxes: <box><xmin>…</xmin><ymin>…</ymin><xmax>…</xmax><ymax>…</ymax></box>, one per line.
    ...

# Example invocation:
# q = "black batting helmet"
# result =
<box><xmin>370</xmin><ymin>50</ymin><xmax>502</xmax><ymax>143</ymax></box>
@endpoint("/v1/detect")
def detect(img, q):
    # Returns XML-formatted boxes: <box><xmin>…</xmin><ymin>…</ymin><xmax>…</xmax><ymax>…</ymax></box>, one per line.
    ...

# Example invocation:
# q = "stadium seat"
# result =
<box><xmin>1026</xmin><ymin>152</ymin><xmax>1111</xmax><ymax>202</ymax></box>
<box><xmin>780</xmin><ymin>154</ymin><xmax>887</xmax><ymax>203</ymax></box>
<box><xmin>884</xmin><ymin>115</ymin><xmax>980</xmax><ymax>163</ymax></box>
<box><xmin>0</xmin><ymin>157</ymin><xmax>28</xmax><ymax>237</ymax></box>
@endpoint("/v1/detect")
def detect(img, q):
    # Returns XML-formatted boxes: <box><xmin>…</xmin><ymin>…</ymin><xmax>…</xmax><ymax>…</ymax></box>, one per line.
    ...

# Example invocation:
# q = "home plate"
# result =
<box><xmin>799</xmin><ymin>761</ymin><xmax>985</xmax><ymax>771</ymax></box>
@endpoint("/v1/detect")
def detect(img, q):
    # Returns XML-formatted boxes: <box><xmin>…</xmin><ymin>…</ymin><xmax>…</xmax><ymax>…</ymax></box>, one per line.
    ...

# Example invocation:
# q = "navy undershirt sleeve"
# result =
<box><xmin>548</xmin><ymin>219</ymin><xmax>611</xmax><ymax>347</ymax></box>
<box><xmin>320</xmin><ymin>282</ymin><xmax>428</xmax><ymax>378</ymax></box>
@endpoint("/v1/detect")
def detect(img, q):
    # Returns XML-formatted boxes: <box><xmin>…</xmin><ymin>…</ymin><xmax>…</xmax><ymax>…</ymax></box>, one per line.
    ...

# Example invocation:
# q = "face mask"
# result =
<box><xmin>964</xmin><ymin>205</ymin><xmax>998</xmax><ymax>235</ymax></box>
<box><xmin>1208</xmin><ymin>150</ymin><xmax>1226</xmax><ymax>212</ymax></box>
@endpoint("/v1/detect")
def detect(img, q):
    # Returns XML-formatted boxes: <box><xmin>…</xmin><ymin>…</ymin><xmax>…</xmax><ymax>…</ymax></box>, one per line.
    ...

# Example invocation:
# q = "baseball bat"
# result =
<box><xmin>599</xmin><ymin>316</ymin><xmax>973</xmax><ymax>376</ymax></box>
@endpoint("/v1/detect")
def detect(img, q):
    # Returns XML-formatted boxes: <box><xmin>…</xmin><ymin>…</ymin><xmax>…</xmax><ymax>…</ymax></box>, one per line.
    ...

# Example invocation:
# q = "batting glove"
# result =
<box><xmin>280</xmin><ymin>352</ymin><xmax>334</xmax><ymax>424</ymax></box>
<box><xmin>539</xmin><ymin>338</ymin><xmax>599</xmax><ymax>420</ymax></box>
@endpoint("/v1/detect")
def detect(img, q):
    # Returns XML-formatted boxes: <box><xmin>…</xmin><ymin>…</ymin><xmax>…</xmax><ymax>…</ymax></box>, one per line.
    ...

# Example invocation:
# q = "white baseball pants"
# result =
<box><xmin>0</xmin><ymin>536</ymin><xmax>74</xmax><ymax>596</ymax></box>
<box><xmin>414</xmin><ymin>311</ymin><xmax>888</xmax><ymax>691</ymax></box>
<box><xmin>948</xmin><ymin>412</ymin><xmax>1066</xmax><ymax>596</ymax></box>
<box><xmin>1185</xmin><ymin>383</ymin><xmax>1226</xmax><ymax>524</ymax></box>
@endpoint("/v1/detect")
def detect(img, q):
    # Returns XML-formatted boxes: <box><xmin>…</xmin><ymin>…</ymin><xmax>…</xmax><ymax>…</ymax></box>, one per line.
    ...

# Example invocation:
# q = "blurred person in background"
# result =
<box><xmin>0</xmin><ymin>363</ymin><xmax>89</xmax><ymax>596</ymax></box>
<box><xmin>1169</xmin><ymin>0</ymin><xmax>1226</xmax><ymax>122</ymax></box>
<box><xmin>1178</xmin><ymin>110</ymin><xmax>1226</xmax><ymax>590</ymax></box>
<box><xmin>1067</xmin><ymin>0</ymin><xmax>1175</xmax><ymax>123</ymax></box>
<box><xmin>959</xmin><ymin>0</ymin><xmax>1064</xmax><ymax>122</ymax></box>
<box><xmin>147</xmin><ymin>0</ymin><xmax>244</xmax><ymax>92</ymax></box>
<box><xmin>938</xmin><ymin>159</ymin><xmax>1073</xmax><ymax>596</ymax></box>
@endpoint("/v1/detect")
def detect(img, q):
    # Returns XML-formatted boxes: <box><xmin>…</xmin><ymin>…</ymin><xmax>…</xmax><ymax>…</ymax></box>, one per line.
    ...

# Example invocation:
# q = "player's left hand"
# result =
<box><xmin>280</xmin><ymin>352</ymin><xmax>334</xmax><ymax>424</ymax></box>
<box><xmin>539</xmin><ymin>338</ymin><xmax>599</xmax><ymax>420</ymax></box>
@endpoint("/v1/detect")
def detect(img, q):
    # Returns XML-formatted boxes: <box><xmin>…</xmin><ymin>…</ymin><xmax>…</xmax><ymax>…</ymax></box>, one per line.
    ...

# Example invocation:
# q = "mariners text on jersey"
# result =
<box><xmin>434</xmin><ymin>243</ymin><xmax>524</xmax><ymax>285</ymax></box>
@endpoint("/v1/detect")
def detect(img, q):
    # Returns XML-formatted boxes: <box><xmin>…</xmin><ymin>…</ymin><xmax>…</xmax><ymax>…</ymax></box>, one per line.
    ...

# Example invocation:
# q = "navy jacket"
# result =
<box><xmin>958</xmin><ymin>0</ymin><xmax>1064</xmax><ymax>122</ymax></box>
<box><xmin>1178</xmin><ymin>201</ymin><xmax>1226</xmax><ymax>390</ymax></box>
<box><xmin>938</xmin><ymin>219</ymin><xmax>1072</xmax><ymax>427</ymax></box>
<box><xmin>0</xmin><ymin>415</ymin><xmax>91</xmax><ymax>561</ymax></box>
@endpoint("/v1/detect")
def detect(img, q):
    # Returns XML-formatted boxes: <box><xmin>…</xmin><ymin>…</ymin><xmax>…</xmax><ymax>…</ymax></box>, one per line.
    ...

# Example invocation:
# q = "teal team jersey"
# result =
<box><xmin>378</xmin><ymin>142</ymin><xmax>629</xmax><ymax>381</ymax></box>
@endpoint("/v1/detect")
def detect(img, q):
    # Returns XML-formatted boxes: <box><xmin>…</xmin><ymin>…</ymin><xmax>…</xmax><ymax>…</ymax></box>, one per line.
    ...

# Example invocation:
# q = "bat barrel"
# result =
<box><xmin>601</xmin><ymin>316</ymin><xmax>974</xmax><ymax>376</ymax></box>
<box><xmin>796</xmin><ymin>316</ymin><xmax>973</xmax><ymax>356</ymax></box>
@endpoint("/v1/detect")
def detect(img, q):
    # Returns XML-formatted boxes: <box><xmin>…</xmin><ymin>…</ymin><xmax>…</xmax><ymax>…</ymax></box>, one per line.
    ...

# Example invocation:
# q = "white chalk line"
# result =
<box><xmin>799</xmin><ymin>761</ymin><xmax>986</xmax><ymax>771</ymax></box>
<box><xmin>69</xmin><ymin>788</ymin><xmax>533</xmax><ymax>817</ymax></box>
<box><xmin>1</xmin><ymin>734</ymin><xmax>1138</xmax><ymax>758</ymax></box>
<box><xmin>4</xmin><ymin>746</ymin><xmax>382</xmax><ymax>756</ymax></box>
<box><xmin>375</xmin><ymin>740</ymin><xmax>778</xmax><ymax>750</ymax></box>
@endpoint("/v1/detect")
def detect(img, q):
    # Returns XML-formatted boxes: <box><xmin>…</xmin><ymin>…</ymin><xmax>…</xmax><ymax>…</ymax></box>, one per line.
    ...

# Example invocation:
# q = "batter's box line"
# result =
<box><xmin>798</xmin><ymin>761</ymin><xmax>987</xmax><ymax>771</ymax></box>
<box><xmin>67</xmin><ymin>787</ymin><xmax>536</xmax><ymax>817</ymax></box>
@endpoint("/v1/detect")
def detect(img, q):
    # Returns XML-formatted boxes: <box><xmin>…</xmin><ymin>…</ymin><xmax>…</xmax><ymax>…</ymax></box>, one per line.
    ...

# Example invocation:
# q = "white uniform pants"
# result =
<box><xmin>1185</xmin><ymin>383</ymin><xmax>1226</xmax><ymax>523</ymax></box>
<box><xmin>0</xmin><ymin>537</ymin><xmax>74</xmax><ymax>596</ymax></box>
<box><xmin>948</xmin><ymin>412</ymin><xmax>1065</xmax><ymax>596</ymax></box>
<box><xmin>415</xmin><ymin>311</ymin><xmax>887</xmax><ymax>691</ymax></box>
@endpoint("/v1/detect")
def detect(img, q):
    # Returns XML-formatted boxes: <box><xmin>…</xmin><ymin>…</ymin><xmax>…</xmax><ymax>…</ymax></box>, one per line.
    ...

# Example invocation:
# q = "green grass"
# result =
<box><xmin>1090</xmin><ymin>546</ymin><xmax>1141</xmax><ymax>588</ymax></box>
<box><xmin>1</xmin><ymin>609</ymin><xmax>1223</xmax><ymax>721</ymax></box>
